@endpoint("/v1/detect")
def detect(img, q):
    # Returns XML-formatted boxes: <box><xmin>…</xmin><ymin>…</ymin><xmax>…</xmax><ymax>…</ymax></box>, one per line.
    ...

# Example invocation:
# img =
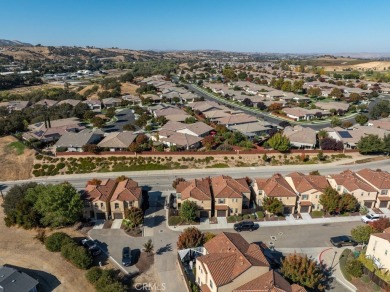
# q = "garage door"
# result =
<box><xmin>96</xmin><ymin>212</ymin><xmax>106</xmax><ymax>220</ymax></box>
<box><xmin>113</xmin><ymin>213</ymin><xmax>123</xmax><ymax>219</ymax></box>
<box><xmin>199</xmin><ymin>211</ymin><xmax>209</xmax><ymax>218</ymax></box>
<box><xmin>300</xmin><ymin>206</ymin><xmax>310</xmax><ymax>213</ymax></box>
<box><xmin>364</xmin><ymin>201</ymin><xmax>373</xmax><ymax>208</ymax></box>
<box><xmin>217</xmin><ymin>210</ymin><xmax>226</xmax><ymax>217</ymax></box>
<box><xmin>380</xmin><ymin>201</ymin><xmax>388</xmax><ymax>208</ymax></box>
<box><xmin>283</xmin><ymin>207</ymin><xmax>292</xmax><ymax>214</ymax></box>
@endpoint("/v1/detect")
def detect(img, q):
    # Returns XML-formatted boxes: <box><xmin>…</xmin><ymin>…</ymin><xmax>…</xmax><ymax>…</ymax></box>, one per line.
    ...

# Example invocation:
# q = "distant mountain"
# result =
<box><xmin>0</xmin><ymin>39</ymin><xmax>33</xmax><ymax>46</ymax></box>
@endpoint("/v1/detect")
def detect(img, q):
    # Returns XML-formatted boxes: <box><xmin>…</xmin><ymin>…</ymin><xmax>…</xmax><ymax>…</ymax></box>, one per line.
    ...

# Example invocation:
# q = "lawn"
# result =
<box><xmin>7</xmin><ymin>141</ymin><xmax>26</xmax><ymax>155</ymax></box>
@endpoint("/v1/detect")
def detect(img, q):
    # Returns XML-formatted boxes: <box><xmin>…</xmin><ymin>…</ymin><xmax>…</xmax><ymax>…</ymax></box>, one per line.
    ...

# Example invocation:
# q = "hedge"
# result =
<box><xmin>61</xmin><ymin>242</ymin><xmax>93</xmax><ymax>270</ymax></box>
<box><xmin>45</xmin><ymin>232</ymin><xmax>73</xmax><ymax>252</ymax></box>
<box><xmin>86</xmin><ymin>267</ymin><xmax>103</xmax><ymax>284</ymax></box>
<box><xmin>86</xmin><ymin>268</ymin><xmax>126</xmax><ymax>292</ymax></box>
<box><xmin>256</xmin><ymin>211</ymin><xmax>264</xmax><ymax>219</ymax></box>
<box><xmin>168</xmin><ymin>216</ymin><xmax>182</xmax><ymax>226</ymax></box>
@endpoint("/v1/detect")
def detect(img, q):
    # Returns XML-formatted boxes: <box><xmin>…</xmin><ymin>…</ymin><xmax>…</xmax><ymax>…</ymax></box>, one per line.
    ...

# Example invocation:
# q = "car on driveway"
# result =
<box><xmin>122</xmin><ymin>247</ymin><xmax>132</xmax><ymax>266</ymax></box>
<box><xmin>80</xmin><ymin>239</ymin><xmax>101</xmax><ymax>256</ymax></box>
<box><xmin>361</xmin><ymin>214</ymin><xmax>382</xmax><ymax>223</ymax></box>
<box><xmin>234</xmin><ymin>221</ymin><xmax>255</xmax><ymax>232</ymax></box>
<box><xmin>330</xmin><ymin>236</ymin><xmax>358</xmax><ymax>248</ymax></box>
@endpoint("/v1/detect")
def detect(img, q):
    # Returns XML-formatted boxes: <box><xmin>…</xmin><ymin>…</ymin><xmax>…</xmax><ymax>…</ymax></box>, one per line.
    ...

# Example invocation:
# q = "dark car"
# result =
<box><xmin>330</xmin><ymin>236</ymin><xmax>358</xmax><ymax>248</ymax></box>
<box><xmin>90</xmin><ymin>247</ymin><xmax>101</xmax><ymax>256</ymax></box>
<box><xmin>80</xmin><ymin>239</ymin><xmax>97</xmax><ymax>249</ymax></box>
<box><xmin>234</xmin><ymin>221</ymin><xmax>255</xmax><ymax>232</ymax></box>
<box><xmin>122</xmin><ymin>247</ymin><xmax>132</xmax><ymax>266</ymax></box>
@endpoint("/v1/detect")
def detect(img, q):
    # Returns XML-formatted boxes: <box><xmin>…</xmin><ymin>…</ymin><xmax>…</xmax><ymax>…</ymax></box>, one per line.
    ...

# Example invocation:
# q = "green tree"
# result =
<box><xmin>28</xmin><ymin>183</ymin><xmax>83</xmax><ymax>228</ymax></box>
<box><xmin>292</xmin><ymin>80</ymin><xmax>304</xmax><ymax>93</ymax></box>
<box><xmin>355</xmin><ymin>114</ymin><xmax>368</xmax><ymax>125</ymax></box>
<box><xmin>370</xmin><ymin>100</ymin><xmax>390</xmax><ymax>119</ymax></box>
<box><xmin>351</xmin><ymin>225</ymin><xmax>374</xmax><ymax>245</ymax></box>
<box><xmin>124</xmin><ymin>207</ymin><xmax>144</xmax><ymax>228</ymax></box>
<box><xmin>307</xmin><ymin>87</ymin><xmax>321</xmax><ymax>97</ymax></box>
<box><xmin>357</xmin><ymin>134</ymin><xmax>384</xmax><ymax>154</ymax></box>
<box><xmin>180</xmin><ymin>200</ymin><xmax>198</xmax><ymax>222</ymax></box>
<box><xmin>346</xmin><ymin>258</ymin><xmax>363</xmax><ymax>278</ymax></box>
<box><xmin>281</xmin><ymin>81</ymin><xmax>292</xmax><ymax>92</ymax></box>
<box><xmin>319</xmin><ymin>187</ymin><xmax>341</xmax><ymax>214</ymax></box>
<box><xmin>86</xmin><ymin>267</ymin><xmax>103</xmax><ymax>284</ymax></box>
<box><xmin>105</xmin><ymin>108</ymin><xmax>116</xmax><ymax>119</ymax></box>
<box><xmin>330</xmin><ymin>88</ymin><xmax>343</xmax><ymax>99</ymax></box>
<box><xmin>383</xmin><ymin>134</ymin><xmax>390</xmax><ymax>153</ymax></box>
<box><xmin>92</xmin><ymin>116</ymin><xmax>105</xmax><ymax>128</ymax></box>
<box><xmin>317</xmin><ymin>130</ymin><xmax>328</xmax><ymax>140</ymax></box>
<box><xmin>338</xmin><ymin>193</ymin><xmax>359</xmax><ymax>213</ymax></box>
<box><xmin>281</xmin><ymin>253</ymin><xmax>326</xmax><ymax>291</ymax></box>
<box><xmin>222</xmin><ymin>67</ymin><xmax>236</xmax><ymax>80</ymax></box>
<box><xmin>330</xmin><ymin>117</ymin><xmax>342</xmax><ymax>127</ymax></box>
<box><xmin>184</xmin><ymin>117</ymin><xmax>197</xmax><ymax>124</ymax></box>
<box><xmin>262</xmin><ymin>197</ymin><xmax>284</xmax><ymax>215</ymax></box>
<box><xmin>237</xmin><ymin>71</ymin><xmax>247</xmax><ymax>80</ymax></box>
<box><xmin>177</xmin><ymin>227</ymin><xmax>203</xmax><ymax>249</ymax></box>
<box><xmin>267</xmin><ymin>133</ymin><xmax>290</xmax><ymax>152</ymax></box>
<box><xmin>45</xmin><ymin>232</ymin><xmax>73</xmax><ymax>252</ymax></box>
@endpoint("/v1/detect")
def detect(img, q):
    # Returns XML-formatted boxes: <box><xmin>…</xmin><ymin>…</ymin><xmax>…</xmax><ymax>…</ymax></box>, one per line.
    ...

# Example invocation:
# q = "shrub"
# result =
<box><xmin>86</xmin><ymin>267</ymin><xmax>103</xmax><ymax>284</ymax></box>
<box><xmin>311</xmin><ymin>210</ymin><xmax>324</xmax><ymax>218</ymax></box>
<box><xmin>61</xmin><ymin>241</ymin><xmax>93</xmax><ymax>270</ymax></box>
<box><xmin>168</xmin><ymin>216</ymin><xmax>182</xmax><ymax>226</ymax></box>
<box><xmin>35</xmin><ymin>229</ymin><xmax>46</xmax><ymax>243</ymax></box>
<box><xmin>339</xmin><ymin>249</ymin><xmax>352</xmax><ymax>281</ymax></box>
<box><xmin>346</xmin><ymin>258</ymin><xmax>363</xmax><ymax>278</ymax></box>
<box><xmin>45</xmin><ymin>232</ymin><xmax>73</xmax><ymax>252</ymax></box>
<box><xmin>256</xmin><ymin>211</ymin><xmax>264</xmax><ymax>219</ymax></box>
<box><xmin>227</xmin><ymin>215</ymin><xmax>237</xmax><ymax>223</ymax></box>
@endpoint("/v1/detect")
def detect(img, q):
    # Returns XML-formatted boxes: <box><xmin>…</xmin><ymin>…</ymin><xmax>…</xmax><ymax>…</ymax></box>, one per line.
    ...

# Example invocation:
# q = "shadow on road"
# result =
<box><xmin>131</xmin><ymin>248</ymin><xmax>141</xmax><ymax>265</ymax></box>
<box><xmin>143</xmin><ymin>215</ymin><xmax>165</xmax><ymax>228</ymax></box>
<box><xmin>4</xmin><ymin>264</ymin><xmax>61</xmax><ymax>292</ymax></box>
<box><xmin>156</xmin><ymin>243</ymin><xmax>172</xmax><ymax>255</ymax></box>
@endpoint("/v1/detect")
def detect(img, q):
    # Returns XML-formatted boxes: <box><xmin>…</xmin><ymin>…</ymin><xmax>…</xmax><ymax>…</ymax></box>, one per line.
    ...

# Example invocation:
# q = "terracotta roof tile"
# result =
<box><xmin>256</xmin><ymin>174</ymin><xmax>296</xmax><ymax>197</ymax></box>
<box><xmin>110</xmin><ymin>179</ymin><xmax>142</xmax><ymax>202</ymax></box>
<box><xmin>211</xmin><ymin>176</ymin><xmax>250</xmax><ymax>199</ymax></box>
<box><xmin>357</xmin><ymin>168</ymin><xmax>390</xmax><ymax>190</ymax></box>
<box><xmin>287</xmin><ymin>172</ymin><xmax>329</xmax><ymax>193</ymax></box>
<box><xmin>84</xmin><ymin>179</ymin><xmax>117</xmax><ymax>202</ymax></box>
<box><xmin>328</xmin><ymin>170</ymin><xmax>377</xmax><ymax>192</ymax></box>
<box><xmin>176</xmin><ymin>178</ymin><xmax>212</xmax><ymax>201</ymax></box>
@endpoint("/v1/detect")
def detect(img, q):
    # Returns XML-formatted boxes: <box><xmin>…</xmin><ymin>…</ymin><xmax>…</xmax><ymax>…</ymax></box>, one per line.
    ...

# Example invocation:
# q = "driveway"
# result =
<box><xmin>102</xmin><ymin>108</ymin><xmax>136</xmax><ymax>132</ymax></box>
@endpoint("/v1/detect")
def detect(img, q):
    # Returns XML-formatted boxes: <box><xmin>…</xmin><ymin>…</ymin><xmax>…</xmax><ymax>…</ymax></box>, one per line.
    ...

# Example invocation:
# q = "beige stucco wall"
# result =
<box><xmin>83</xmin><ymin>199</ymin><xmax>110</xmax><ymax>219</ymax></box>
<box><xmin>178</xmin><ymin>196</ymin><xmax>212</xmax><ymax>211</ymax></box>
<box><xmin>215</xmin><ymin>197</ymin><xmax>243</xmax><ymax>215</ymax></box>
<box><xmin>110</xmin><ymin>198</ymin><xmax>142</xmax><ymax>218</ymax></box>
<box><xmin>366</xmin><ymin>234</ymin><xmax>390</xmax><ymax>271</ymax></box>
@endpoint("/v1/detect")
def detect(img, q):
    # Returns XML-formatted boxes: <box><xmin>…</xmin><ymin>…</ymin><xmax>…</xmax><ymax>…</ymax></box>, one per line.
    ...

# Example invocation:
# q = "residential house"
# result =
<box><xmin>180</xmin><ymin>92</ymin><xmax>198</xmax><ymax>103</ymax></box>
<box><xmin>283</xmin><ymin>125</ymin><xmax>317</xmax><ymax>149</ymax></box>
<box><xmin>22</xmin><ymin>117</ymin><xmax>85</xmax><ymax>142</ymax></box>
<box><xmin>0</xmin><ymin>100</ymin><xmax>29</xmax><ymax>112</ymax></box>
<box><xmin>366</xmin><ymin>227</ymin><xmax>390</xmax><ymax>272</ymax></box>
<box><xmin>285</xmin><ymin>172</ymin><xmax>330</xmax><ymax>213</ymax></box>
<box><xmin>253</xmin><ymin>174</ymin><xmax>298</xmax><ymax>214</ymax></box>
<box><xmin>102</xmin><ymin>97</ymin><xmax>121</xmax><ymax>108</ymax></box>
<box><xmin>327</xmin><ymin>170</ymin><xmax>378</xmax><ymax>208</ymax></box>
<box><xmin>0</xmin><ymin>266</ymin><xmax>39</xmax><ymax>292</ymax></box>
<box><xmin>367</xmin><ymin>118</ymin><xmax>390</xmax><ymax>131</ymax></box>
<box><xmin>34</xmin><ymin>99</ymin><xmax>58</xmax><ymax>107</ymax></box>
<box><xmin>159</xmin><ymin>130</ymin><xmax>203</xmax><ymax>150</ymax></box>
<box><xmin>215</xmin><ymin>114</ymin><xmax>258</xmax><ymax>127</ymax></box>
<box><xmin>175</xmin><ymin>178</ymin><xmax>212</xmax><ymax>218</ymax></box>
<box><xmin>98</xmin><ymin>131</ymin><xmax>138</xmax><ymax>151</ymax></box>
<box><xmin>82</xmin><ymin>179</ymin><xmax>117</xmax><ymax>220</ymax></box>
<box><xmin>142</xmin><ymin>94</ymin><xmax>162</xmax><ymax>104</ymax></box>
<box><xmin>110</xmin><ymin>178</ymin><xmax>143</xmax><ymax>219</ymax></box>
<box><xmin>54</xmin><ymin>129</ymin><xmax>104</xmax><ymax>152</ymax></box>
<box><xmin>82</xmin><ymin>99</ymin><xmax>102</xmax><ymax>112</ymax></box>
<box><xmin>56</xmin><ymin>99</ymin><xmax>81</xmax><ymax>107</ymax></box>
<box><xmin>211</xmin><ymin>176</ymin><xmax>251</xmax><ymax>217</ymax></box>
<box><xmin>122</xmin><ymin>94</ymin><xmax>142</xmax><ymax>105</ymax></box>
<box><xmin>315</xmin><ymin>101</ymin><xmax>350</xmax><ymax>112</ymax></box>
<box><xmin>356</xmin><ymin>169</ymin><xmax>390</xmax><ymax>208</ymax></box>
<box><xmin>282</xmin><ymin>107</ymin><xmax>319</xmax><ymax>121</ymax></box>
<box><xmin>160</xmin><ymin>121</ymin><xmax>213</xmax><ymax>137</ymax></box>
<box><xmin>154</xmin><ymin>106</ymin><xmax>191</xmax><ymax>122</ymax></box>
<box><xmin>228</xmin><ymin>122</ymin><xmax>273</xmax><ymax>139</ymax></box>
<box><xmin>233</xmin><ymin>270</ymin><xmax>306</xmax><ymax>292</ymax></box>
<box><xmin>196</xmin><ymin>232</ymin><xmax>270</xmax><ymax>292</ymax></box>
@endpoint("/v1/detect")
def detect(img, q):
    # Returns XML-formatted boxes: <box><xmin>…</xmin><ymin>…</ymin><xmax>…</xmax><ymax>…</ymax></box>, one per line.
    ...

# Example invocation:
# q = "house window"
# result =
<box><xmin>258</xmin><ymin>190</ymin><xmax>263</xmax><ymax>195</ymax></box>
<box><xmin>385</xmin><ymin>250</ymin><xmax>388</xmax><ymax>256</ymax></box>
<box><xmin>361</xmin><ymin>193</ymin><xmax>364</xmax><ymax>197</ymax></box>
<box><xmin>198</xmin><ymin>277</ymin><xmax>200</xmax><ymax>284</ymax></box>
<box><xmin>177</xmin><ymin>193</ymin><xmax>181</xmax><ymax>199</ymax></box>
<box><xmin>315</xmin><ymin>195</ymin><xmax>318</xmax><ymax>199</ymax></box>
<box><xmin>114</xmin><ymin>203</ymin><xmax>119</xmax><ymax>209</ymax></box>
<box><xmin>337</xmin><ymin>186</ymin><xmax>341</xmax><ymax>191</ymax></box>
<box><xmin>210</xmin><ymin>280</ymin><xmax>213</xmax><ymax>288</ymax></box>
<box><xmin>235</xmin><ymin>208</ymin><xmax>238</xmax><ymax>213</ymax></box>
<box><xmin>100</xmin><ymin>203</ymin><xmax>104</xmax><ymax>208</ymax></box>
<box><xmin>382</xmin><ymin>190</ymin><xmax>387</xmax><ymax>195</ymax></box>
<box><xmin>218</xmin><ymin>199</ymin><xmax>225</xmax><ymax>204</ymax></box>
<box><xmin>302</xmin><ymin>195</ymin><xmax>308</xmax><ymax>200</ymax></box>
<box><xmin>94</xmin><ymin>203</ymin><xmax>98</xmax><ymax>208</ymax></box>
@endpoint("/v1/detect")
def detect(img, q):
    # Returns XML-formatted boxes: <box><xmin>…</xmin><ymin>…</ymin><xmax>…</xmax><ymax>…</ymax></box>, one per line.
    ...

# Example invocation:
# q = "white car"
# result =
<box><xmin>361</xmin><ymin>214</ymin><xmax>382</xmax><ymax>223</ymax></box>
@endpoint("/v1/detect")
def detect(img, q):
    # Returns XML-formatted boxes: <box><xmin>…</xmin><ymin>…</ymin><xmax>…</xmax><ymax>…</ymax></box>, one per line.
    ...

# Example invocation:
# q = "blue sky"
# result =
<box><xmin>1</xmin><ymin>0</ymin><xmax>390</xmax><ymax>53</ymax></box>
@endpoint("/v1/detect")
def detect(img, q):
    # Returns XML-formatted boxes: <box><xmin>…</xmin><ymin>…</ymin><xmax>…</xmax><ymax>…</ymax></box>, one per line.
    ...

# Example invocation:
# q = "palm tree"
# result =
<box><xmin>143</xmin><ymin>239</ymin><xmax>154</xmax><ymax>256</ymax></box>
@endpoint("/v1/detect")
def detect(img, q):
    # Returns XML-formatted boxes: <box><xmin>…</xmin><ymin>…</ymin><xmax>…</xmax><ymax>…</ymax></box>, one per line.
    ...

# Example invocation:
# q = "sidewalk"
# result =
<box><xmin>166</xmin><ymin>213</ymin><xmax>363</xmax><ymax>232</ymax></box>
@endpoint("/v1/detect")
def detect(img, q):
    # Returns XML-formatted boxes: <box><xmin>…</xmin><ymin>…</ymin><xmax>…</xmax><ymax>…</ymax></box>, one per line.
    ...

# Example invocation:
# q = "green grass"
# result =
<box><xmin>206</xmin><ymin>163</ymin><xmax>229</xmax><ymax>169</ymax></box>
<box><xmin>310</xmin><ymin>210</ymin><xmax>324</xmax><ymax>218</ymax></box>
<box><xmin>112</xmin><ymin>163</ymin><xmax>171</xmax><ymax>172</ymax></box>
<box><xmin>7</xmin><ymin>141</ymin><xmax>26</xmax><ymax>155</ymax></box>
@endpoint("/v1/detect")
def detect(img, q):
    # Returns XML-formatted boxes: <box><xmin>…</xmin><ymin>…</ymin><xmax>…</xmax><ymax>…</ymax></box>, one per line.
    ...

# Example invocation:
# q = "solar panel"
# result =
<box><xmin>338</xmin><ymin>131</ymin><xmax>352</xmax><ymax>138</ymax></box>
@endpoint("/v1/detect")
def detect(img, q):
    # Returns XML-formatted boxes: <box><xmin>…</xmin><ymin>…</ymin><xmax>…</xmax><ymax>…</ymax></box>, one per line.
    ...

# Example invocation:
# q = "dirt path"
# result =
<box><xmin>0</xmin><ymin>203</ymin><xmax>94</xmax><ymax>292</ymax></box>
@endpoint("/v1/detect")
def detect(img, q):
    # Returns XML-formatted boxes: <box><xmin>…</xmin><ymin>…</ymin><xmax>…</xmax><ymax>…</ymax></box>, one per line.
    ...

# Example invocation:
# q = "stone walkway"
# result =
<box><xmin>111</xmin><ymin>219</ymin><xmax>122</xmax><ymax>229</ymax></box>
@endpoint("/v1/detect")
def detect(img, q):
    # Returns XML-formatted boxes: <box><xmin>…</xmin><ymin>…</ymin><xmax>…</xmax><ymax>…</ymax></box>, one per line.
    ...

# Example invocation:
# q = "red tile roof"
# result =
<box><xmin>287</xmin><ymin>172</ymin><xmax>329</xmax><ymax>193</ymax></box>
<box><xmin>256</xmin><ymin>174</ymin><xmax>296</xmax><ymax>197</ymax></box>
<box><xmin>211</xmin><ymin>175</ymin><xmax>250</xmax><ymax>199</ymax></box>
<box><xmin>198</xmin><ymin>232</ymin><xmax>269</xmax><ymax>287</ymax></box>
<box><xmin>110</xmin><ymin>179</ymin><xmax>141</xmax><ymax>202</ymax></box>
<box><xmin>328</xmin><ymin>170</ymin><xmax>377</xmax><ymax>192</ymax></box>
<box><xmin>357</xmin><ymin>168</ymin><xmax>390</xmax><ymax>190</ymax></box>
<box><xmin>233</xmin><ymin>270</ymin><xmax>306</xmax><ymax>292</ymax></box>
<box><xmin>176</xmin><ymin>178</ymin><xmax>212</xmax><ymax>201</ymax></box>
<box><xmin>84</xmin><ymin>179</ymin><xmax>117</xmax><ymax>202</ymax></box>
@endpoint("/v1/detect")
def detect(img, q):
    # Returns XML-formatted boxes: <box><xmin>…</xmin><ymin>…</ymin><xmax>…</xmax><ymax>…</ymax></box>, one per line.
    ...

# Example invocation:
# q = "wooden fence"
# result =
<box><xmin>362</xmin><ymin>266</ymin><xmax>390</xmax><ymax>290</ymax></box>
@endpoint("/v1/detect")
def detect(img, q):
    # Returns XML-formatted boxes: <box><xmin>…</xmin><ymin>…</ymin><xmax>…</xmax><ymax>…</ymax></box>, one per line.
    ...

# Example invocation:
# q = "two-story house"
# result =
<box><xmin>327</xmin><ymin>170</ymin><xmax>378</xmax><ymax>208</ymax></box>
<box><xmin>285</xmin><ymin>172</ymin><xmax>330</xmax><ymax>213</ymax></box>
<box><xmin>356</xmin><ymin>169</ymin><xmax>390</xmax><ymax>209</ymax></box>
<box><xmin>211</xmin><ymin>176</ymin><xmax>251</xmax><ymax>217</ymax></box>
<box><xmin>253</xmin><ymin>174</ymin><xmax>297</xmax><ymax>214</ymax></box>
<box><xmin>83</xmin><ymin>179</ymin><xmax>118</xmax><ymax>220</ymax></box>
<box><xmin>110</xmin><ymin>178</ymin><xmax>143</xmax><ymax>219</ymax></box>
<box><xmin>196</xmin><ymin>232</ymin><xmax>270</xmax><ymax>292</ymax></box>
<box><xmin>175</xmin><ymin>178</ymin><xmax>213</xmax><ymax>218</ymax></box>
<box><xmin>366</xmin><ymin>227</ymin><xmax>390</xmax><ymax>272</ymax></box>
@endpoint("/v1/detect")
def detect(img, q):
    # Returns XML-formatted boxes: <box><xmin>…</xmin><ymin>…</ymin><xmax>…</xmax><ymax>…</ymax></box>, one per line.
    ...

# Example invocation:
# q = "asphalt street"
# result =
<box><xmin>1</xmin><ymin>158</ymin><xmax>389</xmax><ymax>192</ymax></box>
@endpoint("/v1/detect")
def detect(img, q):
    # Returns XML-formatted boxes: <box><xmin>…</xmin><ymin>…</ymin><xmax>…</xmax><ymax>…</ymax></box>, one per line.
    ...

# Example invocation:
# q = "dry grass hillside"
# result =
<box><xmin>0</xmin><ymin>136</ymin><xmax>35</xmax><ymax>181</ymax></box>
<box><xmin>325</xmin><ymin>61</ymin><xmax>390</xmax><ymax>72</ymax></box>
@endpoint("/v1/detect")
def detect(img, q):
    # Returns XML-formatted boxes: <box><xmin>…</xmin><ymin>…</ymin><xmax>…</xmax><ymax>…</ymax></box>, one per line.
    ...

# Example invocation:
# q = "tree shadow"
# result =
<box><xmin>156</xmin><ymin>243</ymin><xmax>172</xmax><ymax>255</ymax></box>
<box><xmin>143</xmin><ymin>215</ymin><xmax>165</xmax><ymax>228</ymax></box>
<box><xmin>4</xmin><ymin>264</ymin><xmax>61</xmax><ymax>292</ymax></box>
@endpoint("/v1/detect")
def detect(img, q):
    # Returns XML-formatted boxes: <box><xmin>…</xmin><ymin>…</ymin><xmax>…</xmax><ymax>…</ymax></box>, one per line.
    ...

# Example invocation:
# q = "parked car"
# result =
<box><xmin>89</xmin><ymin>247</ymin><xmax>102</xmax><ymax>256</ymax></box>
<box><xmin>122</xmin><ymin>247</ymin><xmax>132</xmax><ymax>266</ymax></box>
<box><xmin>79</xmin><ymin>239</ymin><xmax>101</xmax><ymax>256</ymax></box>
<box><xmin>361</xmin><ymin>214</ymin><xmax>382</xmax><ymax>223</ymax></box>
<box><xmin>330</xmin><ymin>236</ymin><xmax>358</xmax><ymax>248</ymax></box>
<box><xmin>234</xmin><ymin>221</ymin><xmax>255</xmax><ymax>232</ymax></box>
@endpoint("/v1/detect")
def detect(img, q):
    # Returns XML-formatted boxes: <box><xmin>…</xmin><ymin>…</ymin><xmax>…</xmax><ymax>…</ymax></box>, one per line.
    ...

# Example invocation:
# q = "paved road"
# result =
<box><xmin>1</xmin><ymin>158</ymin><xmax>389</xmax><ymax>192</ymax></box>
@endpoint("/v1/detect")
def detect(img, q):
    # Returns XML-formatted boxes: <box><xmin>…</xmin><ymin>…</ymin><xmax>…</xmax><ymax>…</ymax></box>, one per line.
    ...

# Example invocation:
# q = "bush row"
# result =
<box><xmin>85</xmin><ymin>267</ymin><xmax>126</xmax><ymax>292</ymax></box>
